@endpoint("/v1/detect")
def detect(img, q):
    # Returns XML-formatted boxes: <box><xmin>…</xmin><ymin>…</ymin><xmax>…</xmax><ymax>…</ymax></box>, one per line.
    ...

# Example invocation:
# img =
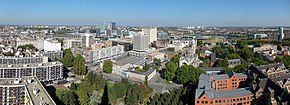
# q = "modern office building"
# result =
<box><xmin>195</xmin><ymin>71</ymin><xmax>253</xmax><ymax>105</ymax></box>
<box><xmin>133</xmin><ymin>34</ymin><xmax>149</xmax><ymax>51</ymax></box>
<box><xmin>279</xmin><ymin>27</ymin><xmax>284</xmax><ymax>41</ymax></box>
<box><xmin>0</xmin><ymin>61</ymin><xmax>63</xmax><ymax>82</ymax></box>
<box><xmin>142</xmin><ymin>27</ymin><xmax>157</xmax><ymax>43</ymax></box>
<box><xmin>0</xmin><ymin>77</ymin><xmax>56</xmax><ymax>105</ymax></box>
<box><xmin>109</xmin><ymin>22</ymin><xmax>117</xmax><ymax>31</ymax></box>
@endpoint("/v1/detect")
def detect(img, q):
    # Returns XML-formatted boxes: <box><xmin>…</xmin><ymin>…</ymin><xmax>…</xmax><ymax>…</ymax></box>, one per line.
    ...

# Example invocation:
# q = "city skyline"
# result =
<box><xmin>0</xmin><ymin>0</ymin><xmax>290</xmax><ymax>26</ymax></box>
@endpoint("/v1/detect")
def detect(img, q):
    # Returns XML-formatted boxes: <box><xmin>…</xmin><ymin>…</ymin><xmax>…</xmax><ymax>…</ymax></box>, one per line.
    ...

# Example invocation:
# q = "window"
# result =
<box><xmin>202</xmin><ymin>101</ymin><xmax>204</xmax><ymax>104</ymax></box>
<box><xmin>205</xmin><ymin>101</ymin><xmax>208</xmax><ymax>104</ymax></box>
<box><xmin>197</xmin><ymin>101</ymin><xmax>199</xmax><ymax>104</ymax></box>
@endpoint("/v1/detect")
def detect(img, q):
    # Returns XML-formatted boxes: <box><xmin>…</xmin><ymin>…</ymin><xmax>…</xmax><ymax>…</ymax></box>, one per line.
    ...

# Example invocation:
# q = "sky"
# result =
<box><xmin>0</xmin><ymin>0</ymin><xmax>289</xmax><ymax>26</ymax></box>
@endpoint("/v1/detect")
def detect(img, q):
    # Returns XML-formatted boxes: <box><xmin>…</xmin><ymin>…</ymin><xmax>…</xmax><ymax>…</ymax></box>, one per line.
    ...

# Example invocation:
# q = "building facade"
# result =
<box><xmin>142</xmin><ymin>27</ymin><xmax>157</xmax><ymax>43</ymax></box>
<box><xmin>0</xmin><ymin>61</ymin><xmax>63</xmax><ymax>82</ymax></box>
<box><xmin>133</xmin><ymin>34</ymin><xmax>149</xmax><ymax>51</ymax></box>
<box><xmin>195</xmin><ymin>71</ymin><xmax>252</xmax><ymax>105</ymax></box>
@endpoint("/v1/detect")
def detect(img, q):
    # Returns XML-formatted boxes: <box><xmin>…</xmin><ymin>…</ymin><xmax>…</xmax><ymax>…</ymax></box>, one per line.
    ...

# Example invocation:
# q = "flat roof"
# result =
<box><xmin>0</xmin><ymin>77</ymin><xmax>56</xmax><ymax>105</ymax></box>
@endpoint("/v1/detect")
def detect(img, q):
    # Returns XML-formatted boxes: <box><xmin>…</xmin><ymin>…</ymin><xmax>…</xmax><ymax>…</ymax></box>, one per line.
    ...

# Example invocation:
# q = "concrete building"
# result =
<box><xmin>0</xmin><ymin>61</ymin><xmax>63</xmax><ymax>82</ymax></box>
<box><xmin>43</xmin><ymin>40</ymin><xmax>61</xmax><ymax>52</ymax></box>
<box><xmin>133</xmin><ymin>34</ymin><xmax>149</xmax><ymax>51</ymax></box>
<box><xmin>82</xmin><ymin>33</ymin><xmax>94</xmax><ymax>48</ymax></box>
<box><xmin>93</xmin><ymin>45</ymin><xmax>124</xmax><ymax>61</ymax></box>
<box><xmin>195</xmin><ymin>72</ymin><xmax>252</xmax><ymax>105</ymax></box>
<box><xmin>63</xmin><ymin>39</ymin><xmax>83</xmax><ymax>49</ymax></box>
<box><xmin>0</xmin><ymin>77</ymin><xmax>56</xmax><ymax>105</ymax></box>
<box><xmin>142</xmin><ymin>27</ymin><xmax>157</xmax><ymax>43</ymax></box>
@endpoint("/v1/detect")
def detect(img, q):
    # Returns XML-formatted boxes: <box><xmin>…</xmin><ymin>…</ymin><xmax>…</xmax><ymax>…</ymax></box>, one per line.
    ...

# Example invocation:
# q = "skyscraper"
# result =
<box><xmin>109</xmin><ymin>22</ymin><xmax>117</xmax><ymax>31</ymax></box>
<box><xmin>133</xmin><ymin>34</ymin><xmax>149</xmax><ymax>51</ymax></box>
<box><xmin>142</xmin><ymin>27</ymin><xmax>157</xmax><ymax>43</ymax></box>
<box><xmin>279</xmin><ymin>26</ymin><xmax>284</xmax><ymax>40</ymax></box>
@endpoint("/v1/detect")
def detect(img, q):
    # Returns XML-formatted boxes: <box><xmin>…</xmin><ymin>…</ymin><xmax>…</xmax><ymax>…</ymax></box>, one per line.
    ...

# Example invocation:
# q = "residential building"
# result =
<box><xmin>0</xmin><ymin>61</ymin><xmax>63</xmax><ymax>82</ymax></box>
<box><xmin>248</xmin><ymin>63</ymin><xmax>290</xmax><ymax>104</ymax></box>
<box><xmin>195</xmin><ymin>71</ymin><xmax>252</xmax><ymax>105</ymax></box>
<box><xmin>0</xmin><ymin>77</ymin><xmax>56</xmax><ymax>105</ymax></box>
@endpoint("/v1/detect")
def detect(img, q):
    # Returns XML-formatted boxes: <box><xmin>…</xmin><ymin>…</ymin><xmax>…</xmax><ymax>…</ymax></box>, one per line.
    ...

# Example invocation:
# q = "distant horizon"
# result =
<box><xmin>0</xmin><ymin>0</ymin><xmax>289</xmax><ymax>26</ymax></box>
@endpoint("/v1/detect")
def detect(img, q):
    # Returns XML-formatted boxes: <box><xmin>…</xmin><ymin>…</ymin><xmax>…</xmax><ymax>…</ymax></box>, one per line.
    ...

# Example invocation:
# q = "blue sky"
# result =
<box><xmin>0</xmin><ymin>0</ymin><xmax>289</xmax><ymax>26</ymax></box>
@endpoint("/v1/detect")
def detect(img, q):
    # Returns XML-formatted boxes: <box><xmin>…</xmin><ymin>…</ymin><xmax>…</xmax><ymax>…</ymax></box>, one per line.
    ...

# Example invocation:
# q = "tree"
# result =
<box><xmin>125</xmin><ymin>84</ymin><xmax>144</xmax><ymax>105</ymax></box>
<box><xmin>153</xmin><ymin>58</ymin><xmax>161</xmax><ymax>67</ymax></box>
<box><xmin>214</xmin><ymin>59</ymin><xmax>228</xmax><ymax>67</ymax></box>
<box><xmin>164</xmin><ymin>61</ymin><xmax>178</xmax><ymax>81</ymax></box>
<box><xmin>17</xmin><ymin>44</ymin><xmax>35</xmax><ymax>49</ymax></box>
<box><xmin>143</xmin><ymin>62</ymin><xmax>150</xmax><ymax>71</ymax></box>
<box><xmin>73</xmin><ymin>54</ymin><xmax>86</xmax><ymax>75</ymax></box>
<box><xmin>283</xmin><ymin>55</ymin><xmax>290</xmax><ymax>67</ymax></box>
<box><xmin>274</xmin><ymin>56</ymin><xmax>282</xmax><ymax>63</ymax></box>
<box><xmin>61</xmin><ymin>49</ymin><xmax>75</xmax><ymax>67</ymax></box>
<box><xmin>238</xmin><ymin>48</ymin><xmax>253</xmax><ymax>62</ymax></box>
<box><xmin>176</xmin><ymin>64</ymin><xmax>206</xmax><ymax>84</ymax></box>
<box><xmin>227</xmin><ymin>54</ymin><xmax>241</xmax><ymax>59</ymax></box>
<box><xmin>211</xmin><ymin>46</ymin><xmax>230</xmax><ymax>58</ymax></box>
<box><xmin>56</xmin><ymin>89</ymin><xmax>77</xmax><ymax>105</ymax></box>
<box><xmin>171</xmin><ymin>54</ymin><xmax>181</xmax><ymax>64</ymax></box>
<box><xmin>70</xmin><ymin>82</ymin><xmax>77</xmax><ymax>91</ymax></box>
<box><xmin>197</xmin><ymin>40</ymin><xmax>203</xmax><ymax>46</ymax></box>
<box><xmin>236</xmin><ymin>40</ymin><xmax>248</xmax><ymax>49</ymax></box>
<box><xmin>195</xmin><ymin>49</ymin><xmax>201</xmax><ymax>55</ymax></box>
<box><xmin>103</xmin><ymin>60</ymin><xmax>113</xmax><ymax>73</ymax></box>
<box><xmin>89</xmin><ymin>90</ymin><xmax>102</xmax><ymax>105</ymax></box>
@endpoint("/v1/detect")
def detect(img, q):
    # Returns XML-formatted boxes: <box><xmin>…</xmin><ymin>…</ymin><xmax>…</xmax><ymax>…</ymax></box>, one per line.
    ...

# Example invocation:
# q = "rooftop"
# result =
<box><xmin>0</xmin><ymin>77</ymin><xmax>56</xmax><ymax>105</ymax></box>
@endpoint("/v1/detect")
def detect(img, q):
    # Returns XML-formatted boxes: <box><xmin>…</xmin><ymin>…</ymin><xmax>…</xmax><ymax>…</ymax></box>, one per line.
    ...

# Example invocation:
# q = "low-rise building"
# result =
<box><xmin>195</xmin><ymin>71</ymin><xmax>252</xmax><ymax>105</ymax></box>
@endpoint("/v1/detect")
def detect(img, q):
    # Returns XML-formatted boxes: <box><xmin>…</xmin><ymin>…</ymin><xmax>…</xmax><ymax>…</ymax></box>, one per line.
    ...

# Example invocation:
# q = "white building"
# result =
<box><xmin>133</xmin><ymin>34</ymin><xmax>149</xmax><ymax>51</ymax></box>
<box><xmin>44</xmin><ymin>40</ymin><xmax>61</xmax><ymax>51</ymax></box>
<box><xmin>16</xmin><ymin>39</ymin><xmax>44</xmax><ymax>50</ymax></box>
<box><xmin>92</xmin><ymin>45</ymin><xmax>124</xmax><ymax>63</ymax></box>
<box><xmin>142</xmin><ymin>27</ymin><xmax>157</xmax><ymax>43</ymax></box>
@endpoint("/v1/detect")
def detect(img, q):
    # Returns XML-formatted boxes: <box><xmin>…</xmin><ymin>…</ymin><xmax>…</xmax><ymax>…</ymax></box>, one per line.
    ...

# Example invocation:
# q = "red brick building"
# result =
<box><xmin>195</xmin><ymin>71</ymin><xmax>253</xmax><ymax>105</ymax></box>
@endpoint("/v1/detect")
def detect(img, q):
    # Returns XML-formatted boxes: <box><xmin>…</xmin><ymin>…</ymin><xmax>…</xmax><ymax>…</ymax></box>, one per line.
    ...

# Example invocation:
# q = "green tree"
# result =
<box><xmin>283</xmin><ymin>55</ymin><xmax>290</xmax><ymax>67</ymax></box>
<box><xmin>197</xmin><ymin>40</ymin><xmax>203</xmax><ymax>46</ymax></box>
<box><xmin>125</xmin><ymin>84</ymin><xmax>144</xmax><ymax>105</ymax></box>
<box><xmin>103</xmin><ymin>60</ymin><xmax>113</xmax><ymax>73</ymax></box>
<box><xmin>274</xmin><ymin>56</ymin><xmax>282</xmax><ymax>63</ymax></box>
<box><xmin>73</xmin><ymin>54</ymin><xmax>86</xmax><ymax>75</ymax></box>
<box><xmin>143</xmin><ymin>62</ymin><xmax>150</xmax><ymax>71</ymax></box>
<box><xmin>214</xmin><ymin>58</ymin><xmax>228</xmax><ymax>67</ymax></box>
<box><xmin>56</xmin><ymin>89</ymin><xmax>77</xmax><ymax>105</ymax></box>
<box><xmin>236</xmin><ymin>40</ymin><xmax>248</xmax><ymax>49</ymax></box>
<box><xmin>238</xmin><ymin>48</ymin><xmax>253</xmax><ymax>62</ymax></box>
<box><xmin>70</xmin><ymin>82</ymin><xmax>77</xmax><ymax>91</ymax></box>
<box><xmin>171</xmin><ymin>54</ymin><xmax>181</xmax><ymax>64</ymax></box>
<box><xmin>195</xmin><ymin>49</ymin><xmax>201</xmax><ymax>55</ymax></box>
<box><xmin>227</xmin><ymin>54</ymin><xmax>241</xmax><ymax>59</ymax></box>
<box><xmin>164</xmin><ymin>61</ymin><xmax>178</xmax><ymax>81</ymax></box>
<box><xmin>61</xmin><ymin>49</ymin><xmax>75</xmax><ymax>67</ymax></box>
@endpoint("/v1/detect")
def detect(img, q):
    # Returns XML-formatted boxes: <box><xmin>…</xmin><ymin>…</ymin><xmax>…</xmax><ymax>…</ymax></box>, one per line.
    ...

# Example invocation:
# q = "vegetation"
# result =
<box><xmin>148</xmin><ymin>87</ymin><xmax>187</xmax><ymax>105</ymax></box>
<box><xmin>176</xmin><ymin>64</ymin><xmax>206</xmax><ymax>84</ymax></box>
<box><xmin>56</xmin><ymin>89</ymin><xmax>77</xmax><ymax>105</ymax></box>
<box><xmin>61</xmin><ymin>49</ymin><xmax>75</xmax><ymax>67</ymax></box>
<box><xmin>73</xmin><ymin>54</ymin><xmax>86</xmax><ymax>75</ymax></box>
<box><xmin>103</xmin><ymin>60</ymin><xmax>113</xmax><ymax>73</ymax></box>
<box><xmin>17</xmin><ymin>44</ymin><xmax>35</xmax><ymax>49</ymax></box>
<box><xmin>164</xmin><ymin>61</ymin><xmax>178</xmax><ymax>81</ymax></box>
<box><xmin>211</xmin><ymin>46</ymin><xmax>230</xmax><ymax>58</ymax></box>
